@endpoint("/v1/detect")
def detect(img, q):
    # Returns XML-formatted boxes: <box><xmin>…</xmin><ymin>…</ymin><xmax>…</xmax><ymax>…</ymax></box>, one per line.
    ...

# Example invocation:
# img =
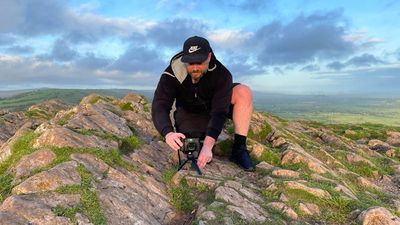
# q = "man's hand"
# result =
<box><xmin>165</xmin><ymin>132</ymin><xmax>185</xmax><ymax>151</ymax></box>
<box><xmin>197</xmin><ymin>136</ymin><xmax>215</xmax><ymax>169</ymax></box>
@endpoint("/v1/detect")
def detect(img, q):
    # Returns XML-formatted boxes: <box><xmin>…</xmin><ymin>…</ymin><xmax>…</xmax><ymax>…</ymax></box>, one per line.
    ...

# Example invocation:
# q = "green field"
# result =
<box><xmin>1</xmin><ymin>89</ymin><xmax>399</xmax><ymax>127</ymax></box>
<box><xmin>0</xmin><ymin>88</ymin><xmax>153</xmax><ymax>111</ymax></box>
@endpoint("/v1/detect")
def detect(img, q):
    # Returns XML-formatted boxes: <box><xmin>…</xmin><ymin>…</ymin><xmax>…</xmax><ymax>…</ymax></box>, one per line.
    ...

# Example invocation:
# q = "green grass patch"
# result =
<box><xmin>162</xmin><ymin>167</ymin><xmax>177</xmax><ymax>185</ymax></box>
<box><xmin>120</xmin><ymin>135</ymin><xmax>142</xmax><ymax>154</ymax></box>
<box><xmin>346</xmin><ymin>161</ymin><xmax>375</xmax><ymax>177</ymax></box>
<box><xmin>87</xmin><ymin>95</ymin><xmax>114</xmax><ymax>104</ymax></box>
<box><xmin>0</xmin><ymin>131</ymin><xmax>38</xmax><ymax>175</ymax></box>
<box><xmin>56</xmin><ymin>164</ymin><xmax>107</xmax><ymax>225</ymax></box>
<box><xmin>119</xmin><ymin>102</ymin><xmax>133</xmax><ymax>111</ymax></box>
<box><xmin>52</xmin><ymin>204</ymin><xmax>84</xmax><ymax>222</ymax></box>
<box><xmin>169</xmin><ymin>178</ymin><xmax>195</xmax><ymax>213</ymax></box>
<box><xmin>0</xmin><ymin>173</ymin><xmax>13</xmax><ymax>202</ymax></box>
<box><xmin>258</xmin><ymin>149</ymin><xmax>281</xmax><ymax>166</ymax></box>
<box><xmin>248</xmin><ymin>123</ymin><xmax>272</xmax><ymax>143</ymax></box>
<box><xmin>57</xmin><ymin>111</ymin><xmax>75</xmax><ymax>126</ymax></box>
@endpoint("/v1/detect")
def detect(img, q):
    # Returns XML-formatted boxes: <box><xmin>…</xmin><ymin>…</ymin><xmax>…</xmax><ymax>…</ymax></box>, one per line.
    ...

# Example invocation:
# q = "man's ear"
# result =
<box><xmin>207</xmin><ymin>52</ymin><xmax>212</xmax><ymax>61</ymax></box>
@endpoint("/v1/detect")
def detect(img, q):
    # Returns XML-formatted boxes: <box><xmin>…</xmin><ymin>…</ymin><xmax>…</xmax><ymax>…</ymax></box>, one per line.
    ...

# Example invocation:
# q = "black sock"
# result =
<box><xmin>233</xmin><ymin>133</ymin><xmax>247</xmax><ymax>148</ymax></box>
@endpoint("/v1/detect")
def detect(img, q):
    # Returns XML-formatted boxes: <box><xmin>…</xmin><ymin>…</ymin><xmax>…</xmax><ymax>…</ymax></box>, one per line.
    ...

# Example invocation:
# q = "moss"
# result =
<box><xmin>258</xmin><ymin>149</ymin><xmax>281</xmax><ymax>166</ymax></box>
<box><xmin>120</xmin><ymin>135</ymin><xmax>142</xmax><ymax>154</ymax></box>
<box><xmin>119</xmin><ymin>102</ymin><xmax>133</xmax><ymax>111</ymax></box>
<box><xmin>56</xmin><ymin>164</ymin><xmax>107</xmax><ymax>225</ymax></box>
<box><xmin>88</xmin><ymin>95</ymin><xmax>114</xmax><ymax>104</ymax></box>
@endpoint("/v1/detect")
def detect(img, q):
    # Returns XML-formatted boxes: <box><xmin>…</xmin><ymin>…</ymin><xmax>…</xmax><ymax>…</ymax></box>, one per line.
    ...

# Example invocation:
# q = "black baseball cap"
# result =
<box><xmin>181</xmin><ymin>36</ymin><xmax>211</xmax><ymax>63</ymax></box>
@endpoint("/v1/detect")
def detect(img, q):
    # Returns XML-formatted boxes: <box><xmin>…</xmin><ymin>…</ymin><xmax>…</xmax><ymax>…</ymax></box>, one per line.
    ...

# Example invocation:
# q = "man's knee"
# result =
<box><xmin>232</xmin><ymin>84</ymin><xmax>253</xmax><ymax>104</ymax></box>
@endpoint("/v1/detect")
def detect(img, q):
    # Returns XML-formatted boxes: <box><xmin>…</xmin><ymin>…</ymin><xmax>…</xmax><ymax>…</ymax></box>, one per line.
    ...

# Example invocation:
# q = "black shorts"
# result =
<box><xmin>174</xmin><ymin>83</ymin><xmax>240</xmax><ymax>135</ymax></box>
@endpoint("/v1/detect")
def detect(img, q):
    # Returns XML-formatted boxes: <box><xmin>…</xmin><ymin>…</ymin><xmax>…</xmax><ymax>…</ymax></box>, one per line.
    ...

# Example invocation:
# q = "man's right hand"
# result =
<box><xmin>165</xmin><ymin>132</ymin><xmax>186</xmax><ymax>151</ymax></box>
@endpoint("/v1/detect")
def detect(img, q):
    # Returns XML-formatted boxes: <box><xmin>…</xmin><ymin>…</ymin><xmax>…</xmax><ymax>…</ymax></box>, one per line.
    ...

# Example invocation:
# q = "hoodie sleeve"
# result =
<box><xmin>152</xmin><ymin>67</ymin><xmax>178</xmax><ymax>137</ymax></box>
<box><xmin>206</xmin><ymin>64</ymin><xmax>233</xmax><ymax>139</ymax></box>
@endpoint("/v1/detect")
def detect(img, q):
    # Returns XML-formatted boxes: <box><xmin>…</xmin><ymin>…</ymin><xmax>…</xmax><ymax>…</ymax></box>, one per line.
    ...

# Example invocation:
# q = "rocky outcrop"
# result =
<box><xmin>0</xmin><ymin>111</ymin><xmax>27</xmax><ymax>147</ymax></box>
<box><xmin>1</xmin><ymin>92</ymin><xmax>400</xmax><ymax>225</ymax></box>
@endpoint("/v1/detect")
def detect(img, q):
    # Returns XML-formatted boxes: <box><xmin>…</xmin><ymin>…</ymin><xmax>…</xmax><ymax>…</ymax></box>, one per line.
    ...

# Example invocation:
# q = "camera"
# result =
<box><xmin>181</xmin><ymin>138</ymin><xmax>202</xmax><ymax>155</ymax></box>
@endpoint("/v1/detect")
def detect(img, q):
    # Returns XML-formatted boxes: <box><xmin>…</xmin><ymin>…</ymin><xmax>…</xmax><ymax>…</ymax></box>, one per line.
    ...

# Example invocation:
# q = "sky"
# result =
<box><xmin>0</xmin><ymin>0</ymin><xmax>399</xmax><ymax>95</ymax></box>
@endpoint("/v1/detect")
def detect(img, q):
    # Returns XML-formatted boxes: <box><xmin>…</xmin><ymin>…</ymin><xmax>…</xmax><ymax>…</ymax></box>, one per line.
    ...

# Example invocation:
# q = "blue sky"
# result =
<box><xmin>0</xmin><ymin>0</ymin><xmax>399</xmax><ymax>95</ymax></box>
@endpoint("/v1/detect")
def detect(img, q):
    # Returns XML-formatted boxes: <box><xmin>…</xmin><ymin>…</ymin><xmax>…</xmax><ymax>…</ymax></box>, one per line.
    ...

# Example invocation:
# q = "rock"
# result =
<box><xmin>75</xmin><ymin>213</ymin><xmax>94</xmax><ymax>225</ymax></box>
<box><xmin>346</xmin><ymin>153</ymin><xmax>376</xmax><ymax>167</ymax></box>
<box><xmin>272</xmin><ymin>169</ymin><xmax>300</xmax><ymax>178</ymax></box>
<box><xmin>272</xmin><ymin>137</ymin><xmax>287</xmax><ymax>148</ymax></box>
<box><xmin>34</xmin><ymin>127</ymin><xmax>118</xmax><ymax>150</ymax></box>
<box><xmin>256</xmin><ymin>161</ymin><xmax>275</xmax><ymax>171</ymax></box>
<box><xmin>250</xmin><ymin>143</ymin><xmax>265</xmax><ymax>159</ymax></box>
<box><xmin>0</xmin><ymin>193</ymin><xmax>80</xmax><ymax>225</ymax></box>
<box><xmin>385</xmin><ymin>149</ymin><xmax>396</xmax><ymax>158</ymax></box>
<box><xmin>0</xmin><ymin>122</ymin><xmax>34</xmax><ymax>164</ymax></box>
<box><xmin>279</xmin><ymin>193</ymin><xmax>289</xmax><ymax>202</ymax></box>
<box><xmin>258</xmin><ymin>176</ymin><xmax>275</xmax><ymax>188</ymax></box>
<box><xmin>334</xmin><ymin>184</ymin><xmax>358</xmax><ymax>200</ymax></box>
<box><xmin>0</xmin><ymin>211</ymin><xmax>30</xmax><ymax>225</ymax></box>
<box><xmin>12</xmin><ymin>149</ymin><xmax>56</xmax><ymax>181</ymax></box>
<box><xmin>299</xmin><ymin>202</ymin><xmax>320</xmax><ymax>216</ymax></box>
<box><xmin>357</xmin><ymin>177</ymin><xmax>381</xmax><ymax>190</ymax></box>
<box><xmin>285</xmin><ymin>181</ymin><xmax>331</xmax><ymax>198</ymax></box>
<box><xmin>387</xmin><ymin>131</ymin><xmax>400</xmax><ymax>147</ymax></box>
<box><xmin>392</xmin><ymin>200</ymin><xmax>400</xmax><ymax>214</ymax></box>
<box><xmin>0</xmin><ymin>111</ymin><xmax>27</xmax><ymax>147</ymax></box>
<box><xmin>345</xmin><ymin>129</ymin><xmax>356</xmax><ymax>135</ymax></box>
<box><xmin>27</xmin><ymin>99</ymin><xmax>69</xmax><ymax>120</ymax></box>
<box><xmin>201</xmin><ymin>211</ymin><xmax>216</xmax><ymax>220</ymax></box>
<box><xmin>267</xmin><ymin>202</ymin><xmax>298</xmax><ymax>220</ymax></box>
<box><xmin>65</xmin><ymin>104</ymin><xmax>132</xmax><ymax>138</ymax></box>
<box><xmin>368</xmin><ymin>139</ymin><xmax>392</xmax><ymax>151</ymax></box>
<box><xmin>12</xmin><ymin>161</ymin><xmax>81</xmax><ymax>194</ymax></box>
<box><xmin>357</xmin><ymin>207</ymin><xmax>400</xmax><ymax>225</ymax></box>
<box><xmin>71</xmin><ymin>153</ymin><xmax>175</xmax><ymax>225</ymax></box>
<box><xmin>215</xmin><ymin>186</ymin><xmax>267</xmax><ymax>222</ymax></box>
<box><xmin>281</xmin><ymin>144</ymin><xmax>330</xmax><ymax>174</ymax></box>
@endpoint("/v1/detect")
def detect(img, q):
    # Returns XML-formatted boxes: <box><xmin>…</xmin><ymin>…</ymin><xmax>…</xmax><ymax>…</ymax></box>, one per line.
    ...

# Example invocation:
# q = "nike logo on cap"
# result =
<box><xmin>188</xmin><ymin>46</ymin><xmax>201</xmax><ymax>53</ymax></box>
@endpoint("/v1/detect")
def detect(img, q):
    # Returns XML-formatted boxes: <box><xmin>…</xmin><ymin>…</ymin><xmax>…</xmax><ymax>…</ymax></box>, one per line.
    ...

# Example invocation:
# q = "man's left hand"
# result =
<box><xmin>197</xmin><ymin>136</ymin><xmax>215</xmax><ymax>169</ymax></box>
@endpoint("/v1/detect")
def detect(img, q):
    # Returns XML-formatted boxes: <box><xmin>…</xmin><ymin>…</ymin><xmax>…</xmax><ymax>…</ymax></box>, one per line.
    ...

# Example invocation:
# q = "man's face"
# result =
<box><xmin>185</xmin><ymin>53</ymin><xmax>211</xmax><ymax>83</ymax></box>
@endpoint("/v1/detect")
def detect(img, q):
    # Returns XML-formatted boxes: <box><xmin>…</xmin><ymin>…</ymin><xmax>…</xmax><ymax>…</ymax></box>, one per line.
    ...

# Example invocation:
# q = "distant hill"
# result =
<box><xmin>1</xmin><ymin>88</ymin><xmax>399</xmax><ymax>127</ymax></box>
<box><xmin>0</xmin><ymin>88</ymin><xmax>154</xmax><ymax>111</ymax></box>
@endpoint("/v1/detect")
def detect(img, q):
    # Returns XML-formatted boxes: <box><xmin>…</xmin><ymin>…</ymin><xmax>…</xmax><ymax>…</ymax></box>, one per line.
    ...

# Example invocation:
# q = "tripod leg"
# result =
<box><xmin>177</xmin><ymin>159</ymin><xmax>189</xmax><ymax>171</ymax></box>
<box><xmin>191</xmin><ymin>159</ymin><xmax>203</xmax><ymax>175</ymax></box>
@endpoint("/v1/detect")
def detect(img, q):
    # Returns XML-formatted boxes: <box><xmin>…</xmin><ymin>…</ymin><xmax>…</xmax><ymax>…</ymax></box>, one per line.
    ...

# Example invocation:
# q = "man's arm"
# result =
<box><xmin>152</xmin><ymin>71</ymin><xmax>177</xmax><ymax>137</ymax></box>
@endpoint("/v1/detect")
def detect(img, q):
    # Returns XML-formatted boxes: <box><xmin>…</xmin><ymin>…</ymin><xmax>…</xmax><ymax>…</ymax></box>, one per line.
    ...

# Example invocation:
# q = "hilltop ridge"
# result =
<box><xmin>0</xmin><ymin>92</ymin><xmax>400</xmax><ymax>225</ymax></box>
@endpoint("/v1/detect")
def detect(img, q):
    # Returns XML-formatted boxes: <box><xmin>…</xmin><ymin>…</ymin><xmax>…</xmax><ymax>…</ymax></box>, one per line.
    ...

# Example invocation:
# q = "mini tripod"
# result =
<box><xmin>177</xmin><ymin>150</ymin><xmax>203</xmax><ymax>175</ymax></box>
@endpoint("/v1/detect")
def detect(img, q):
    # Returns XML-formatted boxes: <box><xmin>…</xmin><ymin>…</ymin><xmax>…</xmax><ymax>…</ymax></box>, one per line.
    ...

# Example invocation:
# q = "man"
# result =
<box><xmin>152</xmin><ymin>36</ymin><xmax>255</xmax><ymax>171</ymax></box>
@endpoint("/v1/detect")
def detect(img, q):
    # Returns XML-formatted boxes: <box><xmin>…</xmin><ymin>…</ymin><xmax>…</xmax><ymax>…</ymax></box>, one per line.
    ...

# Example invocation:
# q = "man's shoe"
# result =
<box><xmin>229</xmin><ymin>146</ymin><xmax>255</xmax><ymax>172</ymax></box>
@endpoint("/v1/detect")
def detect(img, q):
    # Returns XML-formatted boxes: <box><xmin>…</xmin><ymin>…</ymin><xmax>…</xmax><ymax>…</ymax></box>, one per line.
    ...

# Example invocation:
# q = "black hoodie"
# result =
<box><xmin>152</xmin><ymin>51</ymin><xmax>233</xmax><ymax>140</ymax></box>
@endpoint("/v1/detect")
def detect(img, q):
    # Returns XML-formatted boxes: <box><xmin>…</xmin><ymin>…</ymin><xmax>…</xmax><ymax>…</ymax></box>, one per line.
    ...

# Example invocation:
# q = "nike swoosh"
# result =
<box><xmin>188</xmin><ymin>46</ymin><xmax>201</xmax><ymax>53</ymax></box>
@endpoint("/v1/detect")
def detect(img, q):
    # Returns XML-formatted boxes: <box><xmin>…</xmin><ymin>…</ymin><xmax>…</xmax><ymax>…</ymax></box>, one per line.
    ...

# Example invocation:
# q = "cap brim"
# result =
<box><xmin>181</xmin><ymin>54</ymin><xmax>208</xmax><ymax>63</ymax></box>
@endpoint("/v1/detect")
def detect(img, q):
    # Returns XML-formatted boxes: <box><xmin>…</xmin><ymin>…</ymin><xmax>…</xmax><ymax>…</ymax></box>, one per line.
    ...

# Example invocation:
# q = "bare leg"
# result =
<box><xmin>231</xmin><ymin>84</ymin><xmax>253</xmax><ymax>135</ymax></box>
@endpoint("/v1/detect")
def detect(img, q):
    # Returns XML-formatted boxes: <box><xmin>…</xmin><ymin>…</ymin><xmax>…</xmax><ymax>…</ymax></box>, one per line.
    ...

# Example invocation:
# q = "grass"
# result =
<box><xmin>169</xmin><ymin>178</ymin><xmax>196</xmax><ymax>213</ymax></box>
<box><xmin>258</xmin><ymin>148</ymin><xmax>281</xmax><ymax>166</ymax></box>
<box><xmin>248</xmin><ymin>123</ymin><xmax>272</xmax><ymax>143</ymax></box>
<box><xmin>216</xmin><ymin>139</ymin><xmax>232</xmax><ymax>156</ymax></box>
<box><xmin>56</xmin><ymin>164</ymin><xmax>107</xmax><ymax>225</ymax></box>
<box><xmin>0</xmin><ymin>131</ymin><xmax>38</xmax><ymax>175</ymax></box>
<box><xmin>120</xmin><ymin>135</ymin><xmax>142</xmax><ymax>154</ymax></box>
<box><xmin>0</xmin><ymin>173</ymin><xmax>13</xmax><ymax>202</ymax></box>
<box><xmin>119</xmin><ymin>102</ymin><xmax>133</xmax><ymax>111</ymax></box>
<box><xmin>57</xmin><ymin>111</ymin><xmax>75</xmax><ymax>126</ymax></box>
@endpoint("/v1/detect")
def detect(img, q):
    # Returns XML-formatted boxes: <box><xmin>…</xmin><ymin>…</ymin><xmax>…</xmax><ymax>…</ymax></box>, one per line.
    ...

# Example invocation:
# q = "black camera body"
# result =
<box><xmin>182</xmin><ymin>138</ymin><xmax>202</xmax><ymax>154</ymax></box>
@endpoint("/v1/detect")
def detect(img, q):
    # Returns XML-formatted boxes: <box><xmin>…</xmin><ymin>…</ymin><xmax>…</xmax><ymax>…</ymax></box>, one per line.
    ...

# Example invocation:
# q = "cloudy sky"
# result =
<box><xmin>0</xmin><ymin>0</ymin><xmax>399</xmax><ymax>95</ymax></box>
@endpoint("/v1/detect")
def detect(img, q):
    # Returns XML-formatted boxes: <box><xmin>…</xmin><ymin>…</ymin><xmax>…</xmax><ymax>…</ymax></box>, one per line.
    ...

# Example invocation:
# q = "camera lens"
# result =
<box><xmin>187</xmin><ymin>142</ymin><xmax>196</xmax><ymax>151</ymax></box>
